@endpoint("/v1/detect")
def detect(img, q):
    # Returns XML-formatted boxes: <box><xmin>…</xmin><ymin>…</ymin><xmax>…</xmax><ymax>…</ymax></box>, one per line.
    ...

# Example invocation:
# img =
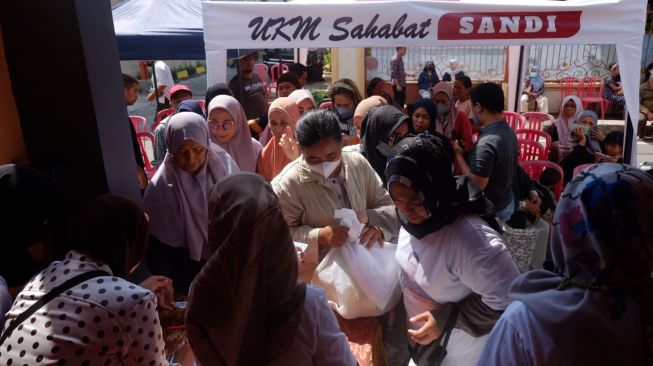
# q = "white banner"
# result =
<box><xmin>203</xmin><ymin>0</ymin><xmax>646</xmax><ymax>163</ymax></box>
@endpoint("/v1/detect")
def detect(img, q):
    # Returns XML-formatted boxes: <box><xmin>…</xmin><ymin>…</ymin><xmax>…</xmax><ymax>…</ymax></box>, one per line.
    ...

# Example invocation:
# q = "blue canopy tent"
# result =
<box><xmin>112</xmin><ymin>0</ymin><xmax>250</xmax><ymax>60</ymax></box>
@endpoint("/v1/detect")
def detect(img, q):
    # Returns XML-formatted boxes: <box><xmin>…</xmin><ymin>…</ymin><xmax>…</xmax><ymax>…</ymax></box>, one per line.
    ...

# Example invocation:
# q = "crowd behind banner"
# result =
<box><xmin>1</xmin><ymin>50</ymin><xmax>653</xmax><ymax>366</ymax></box>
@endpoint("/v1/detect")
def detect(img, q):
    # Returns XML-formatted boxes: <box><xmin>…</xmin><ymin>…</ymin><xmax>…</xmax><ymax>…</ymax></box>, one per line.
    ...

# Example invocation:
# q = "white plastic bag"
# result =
<box><xmin>312</xmin><ymin>209</ymin><xmax>402</xmax><ymax>319</ymax></box>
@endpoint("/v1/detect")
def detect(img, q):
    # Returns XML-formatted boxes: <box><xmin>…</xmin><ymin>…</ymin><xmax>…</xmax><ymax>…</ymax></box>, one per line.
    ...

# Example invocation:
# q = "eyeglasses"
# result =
<box><xmin>208</xmin><ymin>120</ymin><xmax>234</xmax><ymax>131</ymax></box>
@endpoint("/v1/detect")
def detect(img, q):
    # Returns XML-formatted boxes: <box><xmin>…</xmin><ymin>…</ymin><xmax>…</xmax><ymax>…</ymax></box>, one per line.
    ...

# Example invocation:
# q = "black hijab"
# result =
<box><xmin>0</xmin><ymin>164</ymin><xmax>62</xmax><ymax>286</ymax></box>
<box><xmin>385</xmin><ymin>135</ymin><xmax>501</xmax><ymax>239</ymax></box>
<box><xmin>360</xmin><ymin>105</ymin><xmax>409</xmax><ymax>183</ymax></box>
<box><xmin>205</xmin><ymin>82</ymin><xmax>233</xmax><ymax>106</ymax></box>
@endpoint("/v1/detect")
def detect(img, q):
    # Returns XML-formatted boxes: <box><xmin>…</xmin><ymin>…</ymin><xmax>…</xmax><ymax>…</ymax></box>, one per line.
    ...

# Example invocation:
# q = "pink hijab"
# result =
<box><xmin>257</xmin><ymin>98</ymin><xmax>300</xmax><ymax>181</ymax></box>
<box><xmin>143</xmin><ymin>112</ymin><xmax>237</xmax><ymax>261</ymax></box>
<box><xmin>207</xmin><ymin>95</ymin><xmax>258</xmax><ymax>172</ymax></box>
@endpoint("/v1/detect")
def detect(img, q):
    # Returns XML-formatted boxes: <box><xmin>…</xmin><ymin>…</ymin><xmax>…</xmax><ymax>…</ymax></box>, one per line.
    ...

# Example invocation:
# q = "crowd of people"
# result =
<box><xmin>1</xmin><ymin>51</ymin><xmax>652</xmax><ymax>366</ymax></box>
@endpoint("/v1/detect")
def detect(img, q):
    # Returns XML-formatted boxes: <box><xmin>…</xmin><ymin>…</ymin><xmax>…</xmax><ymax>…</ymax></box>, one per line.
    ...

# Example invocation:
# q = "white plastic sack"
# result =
<box><xmin>312</xmin><ymin>240</ymin><xmax>402</xmax><ymax>319</ymax></box>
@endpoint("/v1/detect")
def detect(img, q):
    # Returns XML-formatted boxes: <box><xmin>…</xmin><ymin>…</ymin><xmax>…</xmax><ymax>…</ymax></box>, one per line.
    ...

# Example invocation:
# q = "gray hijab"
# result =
<box><xmin>143</xmin><ymin>112</ymin><xmax>235</xmax><ymax>261</ymax></box>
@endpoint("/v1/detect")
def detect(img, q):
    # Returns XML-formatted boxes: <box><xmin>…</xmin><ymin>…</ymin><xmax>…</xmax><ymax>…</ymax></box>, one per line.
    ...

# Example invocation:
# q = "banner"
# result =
<box><xmin>203</xmin><ymin>0</ymin><xmax>647</xmax><ymax>164</ymax></box>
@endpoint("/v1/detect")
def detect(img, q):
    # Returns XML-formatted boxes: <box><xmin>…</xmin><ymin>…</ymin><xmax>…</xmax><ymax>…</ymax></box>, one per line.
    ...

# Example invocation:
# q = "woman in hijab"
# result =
<box><xmin>205</xmin><ymin>82</ymin><xmax>232</xmax><ymax>106</ymax></box>
<box><xmin>288</xmin><ymin>89</ymin><xmax>317</xmax><ymax>116</ymax></box>
<box><xmin>186</xmin><ymin>173</ymin><xmax>356</xmax><ymax>366</ymax></box>
<box><xmin>410</xmin><ymin>98</ymin><xmax>437</xmax><ymax>135</ymax></box>
<box><xmin>344</xmin><ymin>95</ymin><xmax>389</xmax><ymax>153</ymax></box>
<box><xmin>431</xmin><ymin>82</ymin><xmax>473</xmax><ymax>160</ymax></box>
<box><xmin>257</xmin><ymin>97</ymin><xmax>301</xmax><ymax>181</ymax></box>
<box><xmin>259</xmin><ymin>90</ymin><xmax>316</xmax><ymax>147</ymax></box>
<box><xmin>520</xmin><ymin>66</ymin><xmax>549</xmax><ymax>113</ymax></box>
<box><xmin>143</xmin><ymin>112</ymin><xmax>239</xmax><ymax>294</ymax></box>
<box><xmin>207</xmin><ymin>95</ymin><xmax>262</xmax><ymax>171</ymax></box>
<box><xmin>442</xmin><ymin>58</ymin><xmax>465</xmax><ymax>82</ymax></box>
<box><xmin>386</xmin><ymin>135</ymin><xmax>519</xmax><ymax>366</ymax></box>
<box><xmin>176</xmin><ymin>99</ymin><xmax>205</xmax><ymax>117</ymax></box>
<box><xmin>0</xmin><ymin>194</ymin><xmax>179</xmax><ymax>366</ymax></box>
<box><xmin>360</xmin><ymin>105</ymin><xmax>411</xmax><ymax>183</ymax></box>
<box><xmin>479</xmin><ymin>163</ymin><xmax>653</xmax><ymax>366</ymax></box>
<box><xmin>560</xmin><ymin>110</ymin><xmax>608</xmax><ymax>183</ymax></box>
<box><xmin>418</xmin><ymin>60</ymin><xmax>440</xmax><ymax>98</ymax></box>
<box><xmin>276</xmin><ymin>72</ymin><xmax>301</xmax><ymax>98</ymax></box>
<box><xmin>545</xmin><ymin>95</ymin><xmax>584</xmax><ymax>162</ymax></box>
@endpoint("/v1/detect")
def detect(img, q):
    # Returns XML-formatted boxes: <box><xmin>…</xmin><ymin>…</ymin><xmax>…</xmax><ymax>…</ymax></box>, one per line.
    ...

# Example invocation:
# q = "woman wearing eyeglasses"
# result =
<box><xmin>207</xmin><ymin>95</ymin><xmax>262</xmax><ymax>172</ymax></box>
<box><xmin>257</xmin><ymin>97</ymin><xmax>302</xmax><ymax>181</ymax></box>
<box><xmin>143</xmin><ymin>112</ymin><xmax>239</xmax><ymax>294</ymax></box>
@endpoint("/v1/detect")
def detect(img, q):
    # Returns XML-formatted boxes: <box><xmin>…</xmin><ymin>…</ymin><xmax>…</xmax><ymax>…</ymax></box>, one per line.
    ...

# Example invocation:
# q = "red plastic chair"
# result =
<box><xmin>519</xmin><ymin>160</ymin><xmax>564</xmax><ymax>199</ymax></box>
<box><xmin>515</xmin><ymin>129</ymin><xmax>552</xmax><ymax>158</ymax></box>
<box><xmin>573</xmin><ymin>163</ymin><xmax>596</xmax><ymax>178</ymax></box>
<box><xmin>521</xmin><ymin>112</ymin><xmax>554</xmax><ymax>131</ymax></box>
<box><xmin>518</xmin><ymin>139</ymin><xmax>546</xmax><ymax>163</ymax></box>
<box><xmin>254</xmin><ymin>63</ymin><xmax>269</xmax><ymax>84</ymax></box>
<box><xmin>319</xmin><ymin>101</ymin><xmax>333</xmax><ymax>109</ymax></box>
<box><xmin>129</xmin><ymin>116</ymin><xmax>147</xmax><ymax>133</ymax></box>
<box><xmin>269</xmin><ymin>63</ymin><xmax>289</xmax><ymax>98</ymax></box>
<box><xmin>270</xmin><ymin>63</ymin><xmax>289</xmax><ymax>84</ymax></box>
<box><xmin>560</xmin><ymin>77</ymin><xmax>581</xmax><ymax>99</ymax></box>
<box><xmin>151</xmin><ymin>108</ymin><xmax>175</xmax><ymax>132</ymax></box>
<box><xmin>580</xmin><ymin>76</ymin><xmax>609</xmax><ymax>120</ymax></box>
<box><xmin>254</xmin><ymin>63</ymin><xmax>270</xmax><ymax>100</ymax></box>
<box><xmin>196</xmin><ymin>99</ymin><xmax>206</xmax><ymax>113</ymax></box>
<box><xmin>136</xmin><ymin>132</ymin><xmax>157</xmax><ymax>179</ymax></box>
<box><xmin>503</xmin><ymin>111</ymin><xmax>526</xmax><ymax>130</ymax></box>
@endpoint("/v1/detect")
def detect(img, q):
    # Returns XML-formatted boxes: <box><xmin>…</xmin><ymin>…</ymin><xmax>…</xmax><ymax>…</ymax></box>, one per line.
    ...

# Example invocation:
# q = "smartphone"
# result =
<box><xmin>571</xmin><ymin>124</ymin><xmax>590</xmax><ymax>135</ymax></box>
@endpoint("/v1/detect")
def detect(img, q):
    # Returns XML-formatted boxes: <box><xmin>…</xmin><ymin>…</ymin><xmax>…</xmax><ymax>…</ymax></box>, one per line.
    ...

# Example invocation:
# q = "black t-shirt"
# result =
<box><xmin>229</xmin><ymin>74</ymin><xmax>268</xmax><ymax>120</ymax></box>
<box><xmin>469</xmin><ymin>119</ymin><xmax>518</xmax><ymax>211</ymax></box>
<box><xmin>129</xmin><ymin>120</ymin><xmax>145</xmax><ymax>168</ymax></box>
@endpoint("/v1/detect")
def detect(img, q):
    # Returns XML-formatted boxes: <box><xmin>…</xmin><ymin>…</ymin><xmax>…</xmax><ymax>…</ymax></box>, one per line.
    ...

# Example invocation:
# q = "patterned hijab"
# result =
<box><xmin>186</xmin><ymin>173</ymin><xmax>306</xmax><ymax>366</ymax></box>
<box><xmin>511</xmin><ymin>164</ymin><xmax>653</xmax><ymax>365</ymax></box>
<box><xmin>207</xmin><ymin>95</ymin><xmax>258</xmax><ymax>172</ymax></box>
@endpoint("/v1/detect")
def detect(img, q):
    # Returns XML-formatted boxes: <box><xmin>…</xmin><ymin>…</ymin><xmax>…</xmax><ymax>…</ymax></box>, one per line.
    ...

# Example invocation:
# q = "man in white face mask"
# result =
<box><xmin>271</xmin><ymin>109</ymin><xmax>399</xmax><ymax>283</ymax></box>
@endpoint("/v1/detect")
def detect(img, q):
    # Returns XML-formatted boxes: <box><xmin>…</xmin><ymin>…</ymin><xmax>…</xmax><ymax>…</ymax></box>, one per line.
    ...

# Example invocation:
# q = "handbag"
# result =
<box><xmin>0</xmin><ymin>269</ymin><xmax>109</xmax><ymax>346</ymax></box>
<box><xmin>409</xmin><ymin>304</ymin><xmax>460</xmax><ymax>366</ymax></box>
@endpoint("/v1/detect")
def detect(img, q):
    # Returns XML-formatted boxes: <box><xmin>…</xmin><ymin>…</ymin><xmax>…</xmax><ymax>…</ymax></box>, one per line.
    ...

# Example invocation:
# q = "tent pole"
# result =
<box><xmin>151</xmin><ymin>62</ymin><xmax>160</xmax><ymax>110</ymax></box>
<box><xmin>624</xmin><ymin>112</ymin><xmax>633</xmax><ymax>165</ymax></box>
<box><xmin>513</xmin><ymin>46</ymin><xmax>525</xmax><ymax>113</ymax></box>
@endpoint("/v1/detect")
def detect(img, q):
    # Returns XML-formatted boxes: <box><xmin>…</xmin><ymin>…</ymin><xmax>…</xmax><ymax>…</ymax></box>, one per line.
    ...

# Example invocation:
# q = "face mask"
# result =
<box><xmin>307</xmin><ymin>158</ymin><xmax>341</xmax><ymax>178</ymax></box>
<box><xmin>336</xmin><ymin>106</ymin><xmax>355</xmax><ymax>121</ymax></box>
<box><xmin>529</xmin><ymin>72</ymin><xmax>538</xmax><ymax>78</ymax></box>
<box><xmin>436</xmin><ymin>103</ymin><xmax>450</xmax><ymax>115</ymax></box>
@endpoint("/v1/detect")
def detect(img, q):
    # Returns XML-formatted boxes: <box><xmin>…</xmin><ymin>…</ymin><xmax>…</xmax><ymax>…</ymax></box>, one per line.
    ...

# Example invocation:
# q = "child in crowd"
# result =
<box><xmin>599</xmin><ymin>131</ymin><xmax>624</xmax><ymax>163</ymax></box>
<box><xmin>508</xmin><ymin>167</ymin><xmax>560</xmax><ymax>229</ymax></box>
